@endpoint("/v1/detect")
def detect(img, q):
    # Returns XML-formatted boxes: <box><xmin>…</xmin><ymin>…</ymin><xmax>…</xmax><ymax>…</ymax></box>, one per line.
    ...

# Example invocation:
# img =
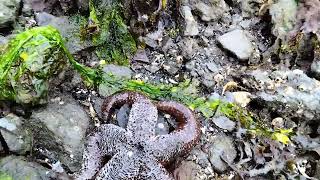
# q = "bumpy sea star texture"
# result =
<box><xmin>74</xmin><ymin>91</ymin><xmax>200</xmax><ymax>180</ymax></box>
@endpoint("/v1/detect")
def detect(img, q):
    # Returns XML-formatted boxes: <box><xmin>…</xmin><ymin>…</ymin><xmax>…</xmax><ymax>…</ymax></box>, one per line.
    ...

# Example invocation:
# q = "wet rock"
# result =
<box><xmin>218</xmin><ymin>29</ymin><xmax>254</xmax><ymax>60</ymax></box>
<box><xmin>212</xmin><ymin>116</ymin><xmax>236</xmax><ymax>131</ymax></box>
<box><xmin>207</xmin><ymin>135</ymin><xmax>237</xmax><ymax>172</ymax></box>
<box><xmin>116</xmin><ymin>104</ymin><xmax>130</xmax><ymax>128</ymax></box>
<box><xmin>0</xmin><ymin>0</ymin><xmax>20</xmax><ymax>28</ymax></box>
<box><xmin>193</xmin><ymin>1</ymin><xmax>228</xmax><ymax>22</ymax></box>
<box><xmin>29</xmin><ymin>96</ymin><xmax>90</xmax><ymax>171</ymax></box>
<box><xmin>0</xmin><ymin>156</ymin><xmax>49</xmax><ymax>180</ymax></box>
<box><xmin>155</xmin><ymin>115</ymin><xmax>170</xmax><ymax>135</ymax></box>
<box><xmin>245</xmin><ymin>69</ymin><xmax>320</xmax><ymax>121</ymax></box>
<box><xmin>0</xmin><ymin>114</ymin><xmax>31</xmax><ymax>154</ymax></box>
<box><xmin>173</xmin><ymin>161</ymin><xmax>202</xmax><ymax>180</ymax></box>
<box><xmin>102</xmin><ymin>64</ymin><xmax>133</xmax><ymax>79</ymax></box>
<box><xmin>181</xmin><ymin>6</ymin><xmax>199</xmax><ymax>36</ymax></box>
<box><xmin>35</xmin><ymin>12</ymin><xmax>92</xmax><ymax>53</ymax></box>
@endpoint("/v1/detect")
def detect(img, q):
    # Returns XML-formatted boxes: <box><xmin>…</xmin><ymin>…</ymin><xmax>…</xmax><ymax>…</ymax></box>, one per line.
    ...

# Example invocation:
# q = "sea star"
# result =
<box><xmin>74</xmin><ymin>91</ymin><xmax>200</xmax><ymax>180</ymax></box>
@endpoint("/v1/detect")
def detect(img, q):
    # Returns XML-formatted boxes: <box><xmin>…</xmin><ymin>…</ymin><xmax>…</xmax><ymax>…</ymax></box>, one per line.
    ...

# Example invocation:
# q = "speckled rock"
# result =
<box><xmin>193</xmin><ymin>1</ymin><xmax>229</xmax><ymax>22</ymax></box>
<box><xmin>207</xmin><ymin>135</ymin><xmax>237</xmax><ymax>172</ymax></box>
<box><xmin>181</xmin><ymin>6</ymin><xmax>199</xmax><ymax>36</ymax></box>
<box><xmin>0</xmin><ymin>0</ymin><xmax>20</xmax><ymax>28</ymax></box>
<box><xmin>0</xmin><ymin>114</ymin><xmax>31</xmax><ymax>154</ymax></box>
<box><xmin>218</xmin><ymin>29</ymin><xmax>254</xmax><ymax>60</ymax></box>
<box><xmin>29</xmin><ymin>96</ymin><xmax>90</xmax><ymax>171</ymax></box>
<box><xmin>173</xmin><ymin>161</ymin><xmax>202</xmax><ymax>180</ymax></box>
<box><xmin>0</xmin><ymin>156</ymin><xmax>49</xmax><ymax>180</ymax></box>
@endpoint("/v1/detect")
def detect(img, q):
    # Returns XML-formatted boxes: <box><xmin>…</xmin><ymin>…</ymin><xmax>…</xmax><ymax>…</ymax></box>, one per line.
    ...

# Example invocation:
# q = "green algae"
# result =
<box><xmin>85</xmin><ymin>0</ymin><xmax>136</xmax><ymax>65</ymax></box>
<box><xmin>0</xmin><ymin>26</ymin><xmax>101</xmax><ymax>105</ymax></box>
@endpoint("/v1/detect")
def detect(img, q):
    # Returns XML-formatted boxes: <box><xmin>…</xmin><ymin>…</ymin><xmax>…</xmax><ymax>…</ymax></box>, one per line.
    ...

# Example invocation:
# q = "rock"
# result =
<box><xmin>0</xmin><ymin>156</ymin><xmax>49</xmax><ymax>180</ymax></box>
<box><xmin>0</xmin><ymin>0</ymin><xmax>20</xmax><ymax>28</ymax></box>
<box><xmin>181</xmin><ymin>6</ymin><xmax>199</xmax><ymax>36</ymax></box>
<box><xmin>132</xmin><ymin>48</ymin><xmax>149</xmax><ymax>63</ymax></box>
<box><xmin>173</xmin><ymin>161</ymin><xmax>201</xmax><ymax>180</ymax></box>
<box><xmin>99</xmin><ymin>64</ymin><xmax>133</xmax><ymax>95</ymax></box>
<box><xmin>269</xmin><ymin>0</ymin><xmax>297</xmax><ymax>38</ymax></box>
<box><xmin>116</xmin><ymin>104</ymin><xmax>130</xmax><ymax>128</ymax></box>
<box><xmin>28</xmin><ymin>96</ymin><xmax>90</xmax><ymax>171</ymax></box>
<box><xmin>218</xmin><ymin>29</ymin><xmax>254</xmax><ymax>60</ymax></box>
<box><xmin>26</xmin><ymin>0</ymin><xmax>76</xmax><ymax>14</ymax></box>
<box><xmin>310</xmin><ymin>59</ymin><xmax>320</xmax><ymax>80</ymax></box>
<box><xmin>212</xmin><ymin>116</ymin><xmax>236</xmax><ymax>131</ymax></box>
<box><xmin>35</xmin><ymin>12</ymin><xmax>92</xmax><ymax>54</ymax></box>
<box><xmin>102</xmin><ymin>64</ymin><xmax>133</xmax><ymax>79</ymax></box>
<box><xmin>232</xmin><ymin>91</ymin><xmax>252</xmax><ymax>107</ymax></box>
<box><xmin>76</xmin><ymin>0</ymin><xmax>89</xmax><ymax>12</ymax></box>
<box><xmin>244</xmin><ymin>69</ymin><xmax>320</xmax><ymax>122</ymax></box>
<box><xmin>206</xmin><ymin>62</ymin><xmax>219</xmax><ymax>73</ymax></box>
<box><xmin>0</xmin><ymin>114</ymin><xmax>31</xmax><ymax>154</ymax></box>
<box><xmin>155</xmin><ymin>115</ymin><xmax>170</xmax><ymax>135</ymax></box>
<box><xmin>207</xmin><ymin>135</ymin><xmax>237</xmax><ymax>172</ymax></box>
<box><xmin>193</xmin><ymin>1</ymin><xmax>228</xmax><ymax>22</ymax></box>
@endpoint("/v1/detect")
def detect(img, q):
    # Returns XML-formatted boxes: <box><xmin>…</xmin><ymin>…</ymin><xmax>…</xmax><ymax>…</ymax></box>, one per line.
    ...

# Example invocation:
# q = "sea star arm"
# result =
<box><xmin>95</xmin><ymin>149</ymin><xmax>140</xmax><ymax>180</ymax></box>
<box><xmin>101</xmin><ymin>91</ymin><xmax>147</xmax><ymax>123</ymax></box>
<box><xmin>147</xmin><ymin>101</ymin><xmax>200</xmax><ymax>162</ymax></box>
<box><xmin>139</xmin><ymin>158</ymin><xmax>174</xmax><ymax>180</ymax></box>
<box><xmin>74</xmin><ymin>124</ymin><xmax>127</xmax><ymax>180</ymax></box>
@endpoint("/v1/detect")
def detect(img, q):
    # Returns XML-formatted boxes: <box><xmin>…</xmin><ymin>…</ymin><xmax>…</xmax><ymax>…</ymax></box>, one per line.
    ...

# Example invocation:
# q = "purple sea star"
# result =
<box><xmin>74</xmin><ymin>91</ymin><xmax>200</xmax><ymax>180</ymax></box>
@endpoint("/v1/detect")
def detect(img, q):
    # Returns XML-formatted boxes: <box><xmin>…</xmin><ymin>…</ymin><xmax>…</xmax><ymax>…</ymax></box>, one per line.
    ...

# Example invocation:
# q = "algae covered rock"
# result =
<box><xmin>0</xmin><ymin>26</ymin><xmax>68</xmax><ymax>105</ymax></box>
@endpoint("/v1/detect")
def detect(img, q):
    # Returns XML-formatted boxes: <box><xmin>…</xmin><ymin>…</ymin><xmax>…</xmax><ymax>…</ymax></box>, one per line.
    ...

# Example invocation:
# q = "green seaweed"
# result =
<box><xmin>0</xmin><ymin>26</ymin><xmax>101</xmax><ymax>105</ymax></box>
<box><xmin>85</xmin><ymin>0</ymin><xmax>136</xmax><ymax>65</ymax></box>
<box><xmin>0</xmin><ymin>172</ymin><xmax>13</xmax><ymax>180</ymax></box>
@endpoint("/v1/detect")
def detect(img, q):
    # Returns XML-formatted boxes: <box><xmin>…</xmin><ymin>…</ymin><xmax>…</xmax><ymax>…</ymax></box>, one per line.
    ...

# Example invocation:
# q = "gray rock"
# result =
<box><xmin>102</xmin><ymin>64</ymin><xmax>133</xmax><ymax>79</ymax></box>
<box><xmin>206</xmin><ymin>62</ymin><xmax>219</xmax><ymax>73</ymax></box>
<box><xmin>208</xmin><ymin>135</ymin><xmax>237</xmax><ymax>172</ymax></box>
<box><xmin>0</xmin><ymin>156</ymin><xmax>49</xmax><ymax>180</ymax></box>
<box><xmin>116</xmin><ymin>104</ymin><xmax>130</xmax><ymax>128</ymax></box>
<box><xmin>76</xmin><ymin>0</ymin><xmax>89</xmax><ymax>12</ymax></box>
<box><xmin>133</xmin><ymin>49</ymin><xmax>149</xmax><ymax>63</ymax></box>
<box><xmin>218</xmin><ymin>29</ymin><xmax>254</xmax><ymax>60</ymax></box>
<box><xmin>155</xmin><ymin>115</ymin><xmax>170</xmax><ymax>135</ymax></box>
<box><xmin>246</xmin><ymin>69</ymin><xmax>320</xmax><ymax>122</ymax></box>
<box><xmin>194</xmin><ymin>1</ymin><xmax>228</xmax><ymax>22</ymax></box>
<box><xmin>0</xmin><ymin>0</ymin><xmax>20</xmax><ymax>28</ymax></box>
<box><xmin>29</xmin><ymin>96</ymin><xmax>90</xmax><ymax>171</ymax></box>
<box><xmin>173</xmin><ymin>161</ymin><xmax>202</xmax><ymax>180</ymax></box>
<box><xmin>0</xmin><ymin>114</ymin><xmax>32</xmax><ymax>154</ymax></box>
<box><xmin>181</xmin><ymin>6</ymin><xmax>199</xmax><ymax>36</ymax></box>
<box><xmin>212</xmin><ymin>116</ymin><xmax>236</xmax><ymax>131</ymax></box>
<box><xmin>0</xmin><ymin>36</ymin><xmax>8</xmax><ymax>46</ymax></box>
<box><xmin>35</xmin><ymin>12</ymin><xmax>92</xmax><ymax>54</ymax></box>
<box><xmin>311</xmin><ymin>60</ymin><xmax>320</xmax><ymax>80</ymax></box>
